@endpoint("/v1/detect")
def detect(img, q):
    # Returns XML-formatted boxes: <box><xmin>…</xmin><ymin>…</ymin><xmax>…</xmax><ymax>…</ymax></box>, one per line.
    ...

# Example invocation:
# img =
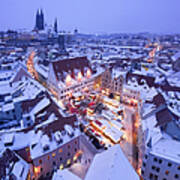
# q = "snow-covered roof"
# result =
<box><xmin>31</xmin><ymin>97</ymin><xmax>50</xmax><ymax>115</ymax></box>
<box><xmin>30</xmin><ymin>128</ymin><xmax>80</xmax><ymax>159</ymax></box>
<box><xmin>0</xmin><ymin>148</ymin><xmax>29</xmax><ymax>179</ymax></box>
<box><xmin>172</xmin><ymin>51</ymin><xmax>180</xmax><ymax>61</ymax></box>
<box><xmin>111</xmin><ymin>68</ymin><xmax>126</xmax><ymax>79</ymax></box>
<box><xmin>11</xmin><ymin>160</ymin><xmax>29</xmax><ymax>180</ymax></box>
<box><xmin>150</xmin><ymin>137</ymin><xmax>180</xmax><ymax>164</ymax></box>
<box><xmin>85</xmin><ymin>144</ymin><xmax>140</xmax><ymax>180</ymax></box>
<box><xmin>52</xmin><ymin>169</ymin><xmax>81</xmax><ymax>180</ymax></box>
<box><xmin>167</xmin><ymin>71</ymin><xmax>180</xmax><ymax>88</ymax></box>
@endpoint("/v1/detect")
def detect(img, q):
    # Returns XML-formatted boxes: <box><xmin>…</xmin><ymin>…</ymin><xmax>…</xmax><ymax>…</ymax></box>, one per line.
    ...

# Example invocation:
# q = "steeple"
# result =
<box><xmin>35</xmin><ymin>9</ymin><xmax>40</xmax><ymax>30</ymax></box>
<box><xmin>35</xmin><ymin>8</ymin><xmax>44</xmax><ymax>30</ymax></box>
<box><xmin>40</xmin><ymin>9</ymin><xmax>44</xmax><ymax>30</ymax></box>
<box><xmin>54</xmin><ymin>18</ymin><xmax>58</xmax><ymax>33</ymax></box>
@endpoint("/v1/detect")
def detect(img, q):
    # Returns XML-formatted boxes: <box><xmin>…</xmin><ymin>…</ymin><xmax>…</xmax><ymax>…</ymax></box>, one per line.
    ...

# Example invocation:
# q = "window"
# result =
<box><xmin>168</xmin><ymin>163</ymin><xmax>172</xmax><ymax>167</ymax></box>
<box><xmin>143</xmin><ymin>162</ymin><xmax>146</xmax><ymax>167</ymax></box>
<box><xmin>52</xmin><ymin>153</ymin><xmax>56</xmax><ymax>157</ymax></box>
<box><xmin>165</xmin><ymin>170</ymin><xmax>169</xmax><ymax>175</ymax></box>
<box><xmin>74</xmin><ymin>148</ymin><xmax>77</xmax><ymax>152</ymax></box>
<box><xmin>40</xmin><ymin>167</ymin><xmax>43</xmax><ymax>172</ymax></box>
<box><xmin>178</xmin><ymin>166</ymin><xmax>180</xmax><ymax>170</ymax></box>
<box><xmin>47</xmin><ymin>156</ymin><xmax>50</xmax><ymax>160</ymax></box>
<box><xmin>75</xmin><ymin>141</ymin><xmax>77</xmax><ymax>144</ymax></box>
<box><xmin>60</xmin><ymin>157</ymin><xmax>62</xmax><ymax>161</ymax></box>
<box><xmin>154</xmin><ymin>158</ymin><xmax>157</xmax><ymax>162</ymax></box>
<box><xmin>59</xmin><ymin>148</ymin><xmax>63</xmax><ymax>153</ymax></box>
<box><xmin>152</xmin><ymin>166</ymin><xmax>155</xmax><ymax>170</ymax></box>
<box><xmin>68</xmin><ymin>152</ymin><xmax>71</xmax><ymax>156</ymax></box>
<box><xmin>154</xmin><ymin>175</ymin><xmax>158</xmax><ymax>180</ymax></box>
<box><xmin>53</xmin><ymin>161</ymin><xmax>56</xmax><ymax>166</ymax></box>
<box><xmin>59</xmin><ymin>164</ymin><xmax>64</xmax><ymax>170</ymax></box>
<box><xmin>145</xmin><ymin>154</ymin><xmax>148</xmax><ymax>159</ymax></box>
<box><xmin>141</xmin><ymin>170</ymin><xmax>144</xmax><ymax>175</ymax></box>
<box><xmin>159</xmin><ymin>159</ymin><xmax>162</xmax><ymax>164</ymax></box>
<box><xmin>67</xmin><ymin>159</ymin><xmax>71</xmax><ymax>165</ymax></box>
<box><xmin>68</xmin><ymin>145</ymin><xmax>70</xmax><ymax>149</ymax></box>
<box><xmin>156</xmin><ymin>167</ymin><xmax>160</xmax><ymax>172</ymax></box>
<box><xmin>39</xmin><ymin>159</ymin><xmax>42</xmax><ymax>164</ymax></box>
<box><xmin>149</xmin><ymin>173</ymin><xmax>153</xmax><ymax>179</ymax></box>
<box><xmin>174</xmin><ymin>174</ymin><xmax>179</xmax><ymax>179</ymax></box>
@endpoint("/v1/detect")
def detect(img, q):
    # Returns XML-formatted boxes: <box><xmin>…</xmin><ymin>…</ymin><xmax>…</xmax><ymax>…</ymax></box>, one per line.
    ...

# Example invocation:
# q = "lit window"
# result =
<box><xmin>52</xmin><ymin>153</ymin><xmax>56</xmax><ymax>157</ymax></box>
<box><xmin>59</xmin><ymin>164</ymin><xmax>64</xmax><ymax>170</ymax></box>
<box><xmin>165</xmin><ymin>170</ymin><xmax>169</xmax><ymax>175</ymax></box>
<box><xmin>67</xmin><ymin>159</ymin><xmax>71</xmax><ymax>165</ymax></box>
<box><xmin>47</xmin><ymin>156</ymin><xmax>50</xmax><ymax>160</ymax></box>
<box><xmin>59</xmin><ymin>149</ymin><xmax>63</xmax><ymax>153</ymax></box>
<box><xmin>73</xmin><ymin>155</ymin><xmax>77</xmax><ymax>161</ymax></box>
<box><xmin>34</xmin><ymin>166</ymin><xmax>41</xmax><ymax>174</ymax></box>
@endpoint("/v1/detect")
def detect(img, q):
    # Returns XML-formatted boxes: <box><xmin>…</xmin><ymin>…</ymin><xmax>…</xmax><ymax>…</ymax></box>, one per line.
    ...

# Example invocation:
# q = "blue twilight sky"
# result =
<box><xmin>0</xmin><ymin>0</ymin><xmax>180</xmax><ymax>34</ymax></box>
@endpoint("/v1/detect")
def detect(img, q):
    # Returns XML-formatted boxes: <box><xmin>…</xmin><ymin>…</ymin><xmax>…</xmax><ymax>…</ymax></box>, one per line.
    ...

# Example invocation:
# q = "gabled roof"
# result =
<box><xmin>165</xmin><ymin>121</ymin><xmax>180</xmax><ymax>141</ymax></box>
<box><xmin>153</xmin><ymin>93</ymin><xmax>166</xmax><ymax>107</ymax></box>
<box><xmin>0</xmin><ymin>148</ymin><xmax>29</xmax><ymax>180</ymax></box>
<box><xmin>126</xmin><ymin>72</ymin><xmax>155</xmax><ymax>87</ymax></box>
<box><xmin>11</xmin><ymin>67</ymin><xmax>31</xmax><ymax>83</ymax></box>
<box><xmin>155</xmin><ymin>108</ymin><xmax>172</xmax><ymax>127</ymax></box>
<box><xmin>51</xmin><ymin>57</ymin><xmax>91</xmax><ymax>80</ymax></box>
<box><xmin>21</xmin><ymin>95</ymin><xmax>44</xmax><ymax>113</ymax></box>
<box><xmin>85</xmin><ymin>145</ymin><xmax>139</xmax><ymax>180</ymax></box>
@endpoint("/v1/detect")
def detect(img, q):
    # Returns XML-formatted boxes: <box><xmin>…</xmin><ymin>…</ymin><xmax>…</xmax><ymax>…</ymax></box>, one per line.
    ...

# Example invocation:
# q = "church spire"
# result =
<box><xmin>35</xmin><ymin>9</ymin><xmax>40</xmax><ymax>29</ymax></box>
<box><xmin>54</xmin><ymin>18</ymin><xmax>58</xmax><ymax>33</ymax></box>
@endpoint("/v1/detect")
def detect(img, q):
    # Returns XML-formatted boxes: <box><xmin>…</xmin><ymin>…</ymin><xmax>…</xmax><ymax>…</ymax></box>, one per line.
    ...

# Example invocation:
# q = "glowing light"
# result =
<box><xmin>67</xmin><ymin>159</ymin><xmax>71</xmax><ymax>165</ymax></box>
<box><xmin>86</xmin><ymin>69</ymin><xmax>91</xmax><ymax>78</ymax></box>
<box><xmin>27</xmin><ymin>51</ymin><xmax>39</xmax><ymax>80</ymax></box>
<box><xmin>52</xmin><ymin>153</ymin><xmax>56</xmax><ymax>157</ymax></box>
<box><xmin>59</xmin><ymin>164</ymin><xmax>64</xmax><ymax>170</ymax></box>
<box><xmin>137</xmin><ymin>168</ymin><xmax>141</xmax><ymax>176</ymax></box>
<box><xmin>65</xmin><ymin>74</ymin><xmax>72</xmax><ymax>86</ymax></box>
<box><xmin>73</xmin><ymin>155</ymin><xmax>78</xmax><ymax>161</ymax></box>
<box><xmin>34</xmin><ymin>166</ymin><xmax>41</xmax><ymax>174</ymax></box>
<box><xmin>122</xmin><ymin>134</ymin><xmax>127</xmax><ymax>140</ymax></box>
<box><xmin>59</xmin><ymin>148</ymin><xmax>63</xmax><ymax>153</ymax></box>
<box><xmin>77</xmin><ymin>71</ymin><xmax>82</xmax><ymax>81</ymax></box>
